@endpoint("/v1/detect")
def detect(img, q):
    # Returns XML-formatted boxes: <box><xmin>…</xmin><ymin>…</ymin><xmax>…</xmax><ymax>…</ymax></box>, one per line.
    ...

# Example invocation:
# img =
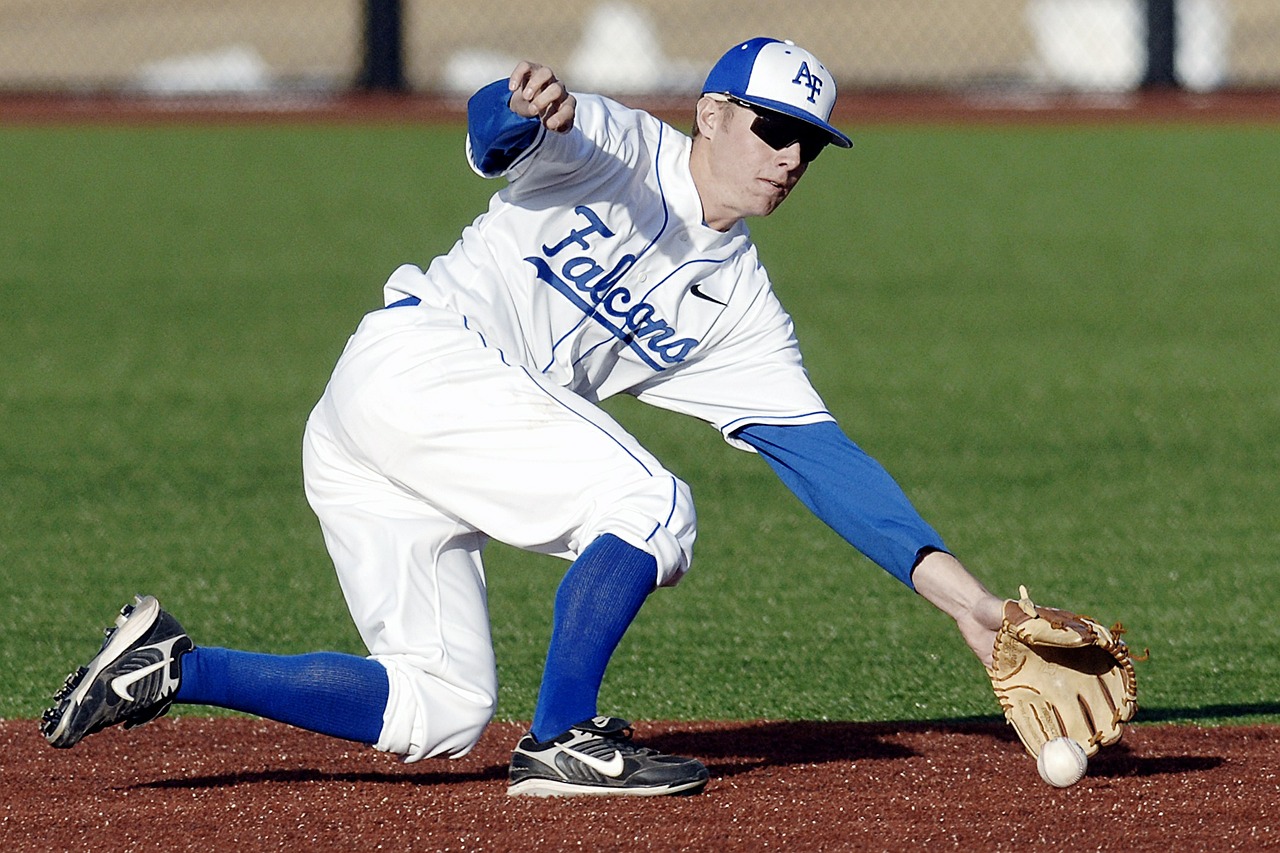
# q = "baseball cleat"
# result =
<box><xmin>507</xmin><ymin>715</ymin><xmax>709</xmax><ymax>797</ymax></box>
<box><xmin>41</xmin><ymin>594</ymin><xmax>193</xmax><ymax>749</ymax></box>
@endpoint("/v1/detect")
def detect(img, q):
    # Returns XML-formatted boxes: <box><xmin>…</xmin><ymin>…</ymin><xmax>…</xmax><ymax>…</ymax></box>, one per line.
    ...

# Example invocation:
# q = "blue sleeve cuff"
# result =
<box><xmin>467</xmin><ymin>78</ymin><xmax>542</xmax><ymax>175</ymax></box>
<box><xmin>735</xmin><ymin>421</ymin><xmax>947</xmax><ymax>589</ymax></box>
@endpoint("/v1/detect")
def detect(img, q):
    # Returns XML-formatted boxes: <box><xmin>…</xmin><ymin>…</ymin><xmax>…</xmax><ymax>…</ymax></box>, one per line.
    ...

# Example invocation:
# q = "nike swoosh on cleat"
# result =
<box><xmin>557</xmin><ymin>744</ymin><xmax>626</xmax><ymax>777</ymax></box>
<box><xmin>110</xmin><ymin>637</ymin><xmax>185</xmax><ymax>701</ymax></box>
<box><xmin>689</xmin><ymin>284</ymin><xmax>727</xmax><ymax>306</ymax></box>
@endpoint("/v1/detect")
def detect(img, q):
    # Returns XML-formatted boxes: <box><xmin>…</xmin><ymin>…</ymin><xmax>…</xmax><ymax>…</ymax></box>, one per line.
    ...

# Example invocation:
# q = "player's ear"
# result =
<box><xmin>694</xmin><ymin>96</ymin><xmax>725</xmax><ymax>140</ymax></box>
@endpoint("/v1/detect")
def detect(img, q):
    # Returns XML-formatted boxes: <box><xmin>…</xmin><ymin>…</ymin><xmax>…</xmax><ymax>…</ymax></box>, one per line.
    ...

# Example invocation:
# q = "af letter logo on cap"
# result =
<box><xmin>792</xmin><ymin>61</ymin><xmax>823</xmax><ymax>103</ymax></box>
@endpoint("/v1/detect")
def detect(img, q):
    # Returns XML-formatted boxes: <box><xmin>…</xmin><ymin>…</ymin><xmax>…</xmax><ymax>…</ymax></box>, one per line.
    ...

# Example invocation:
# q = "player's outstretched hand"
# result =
<box><xmin>508</xmin><ymin>61</ymin><xmax>576</xmax><ymax>133</ymax></box>
<box><xmin>911</xmin><ymin>550</ymin><xmax>1004</xmax><ymax>667</ymax></box>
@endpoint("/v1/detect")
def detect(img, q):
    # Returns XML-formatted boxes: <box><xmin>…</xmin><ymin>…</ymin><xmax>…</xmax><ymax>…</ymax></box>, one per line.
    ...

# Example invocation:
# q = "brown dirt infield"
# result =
<box><xmin>3</xmin><ymin>717</ymin><xmax>1277</xmax><ymax>851</ymax></box>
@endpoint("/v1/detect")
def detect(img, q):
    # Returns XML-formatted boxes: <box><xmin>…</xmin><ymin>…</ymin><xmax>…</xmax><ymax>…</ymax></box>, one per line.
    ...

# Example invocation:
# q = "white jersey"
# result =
<box><xmin>383</xmin><ymin>93</ymin><xmax>833</xmax><ymax>448</ymax></box>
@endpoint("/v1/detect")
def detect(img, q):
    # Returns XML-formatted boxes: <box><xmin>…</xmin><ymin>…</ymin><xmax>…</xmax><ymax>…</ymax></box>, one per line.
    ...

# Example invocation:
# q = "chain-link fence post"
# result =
<box><xmin>1143</xmin><ymin>0</ymin><xmax>1179</xmax><ymax>88</ymax></box>
<box><xmin>360</xmin><ymin>0</ymin><xmax>407</xmax><ymax>91</ymax></box>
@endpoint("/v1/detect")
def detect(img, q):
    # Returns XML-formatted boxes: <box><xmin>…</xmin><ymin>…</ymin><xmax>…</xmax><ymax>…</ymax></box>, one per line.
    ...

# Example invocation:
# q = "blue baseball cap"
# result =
<box><xmin>702</xmin><ymin>37</ymin><xmax>852</xmax><ymax>149</ymax></box>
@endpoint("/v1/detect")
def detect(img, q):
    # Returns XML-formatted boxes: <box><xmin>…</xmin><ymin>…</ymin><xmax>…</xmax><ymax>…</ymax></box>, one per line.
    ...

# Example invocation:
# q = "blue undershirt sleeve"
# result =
<box><xmin>466</xmin><ymin>78</ymin><xmax>542</xmax><ymax>175</ymax></box>
<box><xmin>735</xmin><ymin>421</ymin><xmax>948</xmax><ymax>589</ymax></box>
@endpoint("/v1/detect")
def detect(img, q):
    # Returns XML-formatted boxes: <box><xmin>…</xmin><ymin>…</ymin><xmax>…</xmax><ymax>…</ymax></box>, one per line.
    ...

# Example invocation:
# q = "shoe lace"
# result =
<box><xmin>593</xmin><ymin>724</ymin><xmax>666</xmax><ymax>758</ymax></box>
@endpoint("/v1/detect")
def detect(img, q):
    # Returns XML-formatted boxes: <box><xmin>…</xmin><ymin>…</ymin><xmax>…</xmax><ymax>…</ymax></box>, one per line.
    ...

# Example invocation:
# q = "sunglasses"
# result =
<box><xmin>727</xmin><ymin>97</ymin><xmax>830</xmax><ymax>163</ymax></box>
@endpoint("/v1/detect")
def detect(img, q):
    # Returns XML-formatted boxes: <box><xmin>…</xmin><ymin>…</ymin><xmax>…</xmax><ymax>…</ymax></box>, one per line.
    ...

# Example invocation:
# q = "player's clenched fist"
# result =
<box><xmin>508</xmin><ymin>61</ymin><xmax>576</xmax><ymax>132</ymax></box>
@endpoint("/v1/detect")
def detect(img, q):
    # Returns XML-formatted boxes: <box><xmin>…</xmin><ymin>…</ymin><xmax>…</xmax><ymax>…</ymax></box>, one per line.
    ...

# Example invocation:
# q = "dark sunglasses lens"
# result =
<box><xmin>749</xmin><ymin>112</ymin><xmax>829</xmax><ymax>163</ymax></box>
<box><xmin>746</xmin><ymin>113</ymin><xmax>791</xmax><ymax>149</ymax></box>
<box><xmin>798</xmin><ymin>134</ymin><xmax>828</xmax><ymax>163</ymax></box>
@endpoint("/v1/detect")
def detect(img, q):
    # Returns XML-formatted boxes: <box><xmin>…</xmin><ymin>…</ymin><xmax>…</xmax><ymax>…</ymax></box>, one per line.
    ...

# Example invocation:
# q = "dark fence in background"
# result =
<box><xmin>1</xmin><ymin>0</ymin><xmax>1274</xmax><ymax>98</ymax></box>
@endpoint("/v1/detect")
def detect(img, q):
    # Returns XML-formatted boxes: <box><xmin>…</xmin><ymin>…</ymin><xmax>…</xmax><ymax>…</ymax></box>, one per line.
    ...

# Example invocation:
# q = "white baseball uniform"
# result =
<box><xmin>301</xmin><ymin>89</ymin><xmax>834</xmax><ymax>761</ymax></box>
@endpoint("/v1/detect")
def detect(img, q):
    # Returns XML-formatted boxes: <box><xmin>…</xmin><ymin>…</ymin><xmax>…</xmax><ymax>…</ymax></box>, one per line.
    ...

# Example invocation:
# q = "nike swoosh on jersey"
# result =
<box><xmin>556</xmin><ymin>744</ymin><xmax>626</xmax><ymax>777</ymax></box>
<box><xmin>689</xmin><ymin>284</ymin><xmax>728</xmax><ymax>306</ymax></box>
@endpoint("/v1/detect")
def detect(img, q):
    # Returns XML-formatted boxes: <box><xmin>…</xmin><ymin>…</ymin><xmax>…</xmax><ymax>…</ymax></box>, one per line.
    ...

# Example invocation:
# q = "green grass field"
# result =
<box><xmin>2</xmin><ymin>120</ymin><xmax>1277</xmax><ymax>728</ymax></box>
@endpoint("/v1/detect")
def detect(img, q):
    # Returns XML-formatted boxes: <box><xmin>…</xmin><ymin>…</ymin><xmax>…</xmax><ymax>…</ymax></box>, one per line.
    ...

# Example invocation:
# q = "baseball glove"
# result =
<box><xmin>987</xmin><ymin>586</ymin><xmax>1137</xmax><ymax>758</ymax></box>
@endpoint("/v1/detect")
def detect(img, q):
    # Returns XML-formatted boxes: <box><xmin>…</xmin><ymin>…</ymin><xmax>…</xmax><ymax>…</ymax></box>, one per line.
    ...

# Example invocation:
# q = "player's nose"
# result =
<box><xmin>775</xmin><ymin>142</ymin><xmax>804</xmax><ymax>171</ymax></box>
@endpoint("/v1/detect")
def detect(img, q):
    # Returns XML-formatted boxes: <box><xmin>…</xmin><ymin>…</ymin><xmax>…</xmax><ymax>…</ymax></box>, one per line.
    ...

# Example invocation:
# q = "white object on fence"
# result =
<box><xmin>1026</xmin><ymin>0</ymin><xmax>1229</xmax><ymax>92</ymax></box>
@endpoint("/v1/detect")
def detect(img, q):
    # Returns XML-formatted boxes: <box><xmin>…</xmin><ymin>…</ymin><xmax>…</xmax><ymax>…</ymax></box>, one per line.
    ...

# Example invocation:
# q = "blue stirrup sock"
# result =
<box><xmin>530</xmin><ymin>533</ymin><xmax>658</xmax><ymax>742</ymax></box>
<box><xmin>175</xmin><ymin>648</ymin><xmax>390</xmax><ymax>745</ymax></box>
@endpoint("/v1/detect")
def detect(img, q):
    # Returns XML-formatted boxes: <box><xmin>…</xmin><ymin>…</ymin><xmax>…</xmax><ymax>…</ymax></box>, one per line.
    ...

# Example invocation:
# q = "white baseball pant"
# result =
<box><xmin>301</xmin><ymin>305</ymin><xmax>696</xmax><ymax>761</ymax></box>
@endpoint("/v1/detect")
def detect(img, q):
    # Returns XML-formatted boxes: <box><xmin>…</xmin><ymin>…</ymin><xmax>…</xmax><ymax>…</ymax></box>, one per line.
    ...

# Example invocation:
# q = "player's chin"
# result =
<box><xmin>752</xmin><ymin>181</ymin><xmax>791</xmax><ymax>216</ymax></box>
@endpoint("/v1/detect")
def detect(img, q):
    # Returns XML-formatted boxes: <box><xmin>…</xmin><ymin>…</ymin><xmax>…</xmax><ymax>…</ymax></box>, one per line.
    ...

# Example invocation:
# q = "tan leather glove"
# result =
<box><xmin>988</xmin><ymin>586</ymin><xmax>1138</xmax><ymax>757</ymax></box>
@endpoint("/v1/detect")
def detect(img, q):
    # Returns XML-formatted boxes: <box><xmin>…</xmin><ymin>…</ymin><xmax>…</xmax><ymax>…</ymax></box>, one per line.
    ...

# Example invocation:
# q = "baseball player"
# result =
<box><xmin>42</xmin><ymin>37</ymin><xmax>1006</xmax><ymax>798</ymax></box>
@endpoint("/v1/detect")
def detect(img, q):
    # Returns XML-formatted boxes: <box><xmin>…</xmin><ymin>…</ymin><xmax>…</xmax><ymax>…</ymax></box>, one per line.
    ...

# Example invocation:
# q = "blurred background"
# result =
<box><xmin>0</xmin><ymin>0</ymin><xmax>1275</xmax><ymax>100</ymax></box>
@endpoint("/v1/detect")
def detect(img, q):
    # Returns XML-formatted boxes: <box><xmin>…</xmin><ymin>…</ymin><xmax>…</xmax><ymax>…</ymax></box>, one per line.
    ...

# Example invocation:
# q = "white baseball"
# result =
<box><xmin>1037</xmin><ymin>737</ymin><xmax>1088</xmax><ymax>787</ymax></box>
